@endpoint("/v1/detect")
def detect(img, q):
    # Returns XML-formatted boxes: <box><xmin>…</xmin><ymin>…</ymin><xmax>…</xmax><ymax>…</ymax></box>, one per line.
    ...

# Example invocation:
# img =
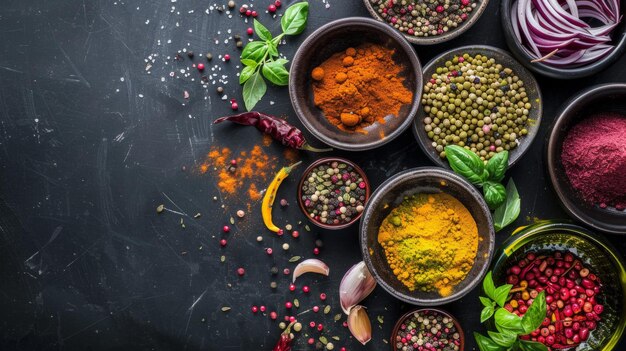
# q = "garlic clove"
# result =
<box><xmin>347</xmin><ymin>305</ymin><xmax>372</xmax><ymax>345</ymax></box>
<box><xmin>292</xmin><ymin>259</ymin><xmax>330</xmax><ymax>283</ymax></box>
<box><xmin>339</xmin><ymin>261</ymin><xmax>376</xmax><ymax>314</ymax></box>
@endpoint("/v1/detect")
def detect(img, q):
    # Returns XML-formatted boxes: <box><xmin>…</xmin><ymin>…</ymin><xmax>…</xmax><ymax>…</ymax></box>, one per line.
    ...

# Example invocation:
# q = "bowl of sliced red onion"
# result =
<box><xmin>501</xmin><ymin>0</ymin><xmax>626</xmax><ymax>79</ymax></box>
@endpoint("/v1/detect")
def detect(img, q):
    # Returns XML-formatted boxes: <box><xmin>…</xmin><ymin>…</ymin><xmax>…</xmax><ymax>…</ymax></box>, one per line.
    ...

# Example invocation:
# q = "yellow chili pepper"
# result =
<box><xmin>262</xmin><ymin>161</ymin><xmax>302</xmax><ymax>233</ymax></box>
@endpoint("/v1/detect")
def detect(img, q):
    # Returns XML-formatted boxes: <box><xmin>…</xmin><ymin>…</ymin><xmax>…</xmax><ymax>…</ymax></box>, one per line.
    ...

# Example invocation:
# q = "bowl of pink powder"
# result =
<box><xmin>547</xmin><ymin>83</ymin><xmax>626</xmax><ymax>234</ymax></box>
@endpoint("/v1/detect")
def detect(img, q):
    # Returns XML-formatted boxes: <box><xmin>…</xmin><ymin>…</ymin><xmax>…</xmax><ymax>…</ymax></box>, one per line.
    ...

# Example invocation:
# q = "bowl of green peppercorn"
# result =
<box><xmin>412</xmin><ymin>45</ymin><xmax>543</xmax><ymax>169</ymax></box>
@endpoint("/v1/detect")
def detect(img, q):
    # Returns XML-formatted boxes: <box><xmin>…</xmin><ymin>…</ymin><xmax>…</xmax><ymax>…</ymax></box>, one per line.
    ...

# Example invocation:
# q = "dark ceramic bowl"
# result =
<box><xmin>412</xmin><ymin>45</ymin><xmax>543</xmax><ymax>169</ymax></box>
<box><xmin>501</xmin><ymin>0</ymin><xmax>626</xmax><ymax>79</ymax></box>
<box><xmin>359</xmin><ymin>167</ymin><xmax>495</xmax><ymax>305</ymax></box>
<box><xmin>363</xmin><ymin>0</ymin><xmax>490</xmax><ymax>45</ymax></box>
<box><xmin>391</xmin><ymin>308</ymin><xmax>465</xmax><ymax>351</ymax></box>
<box><xmin>547</xmin><ymin>83</ymin><xmax>626</xmax><ymax>234</ymax></box>
<box><xmin>298</xmin><ymin>157</ymin><xmax>370</xmax><ymax>230</ymax></box>
<box><xmin>289</xmin><ymin>17</ymin><xmax>422</xmax><ymax>151</ymax></box>
<box><xmin>491</xmin><ymin>221</ymin><xmax>626</xmax><ymax>351</ymax></box>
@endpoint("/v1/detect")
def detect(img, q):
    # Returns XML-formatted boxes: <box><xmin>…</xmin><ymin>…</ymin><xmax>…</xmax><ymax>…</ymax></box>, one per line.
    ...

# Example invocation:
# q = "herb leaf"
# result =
<box><xmin>479</xmin><ymin>296</ymin><xmax>494</xmax><ymax>308</ymax></box>
<box><xmin>480</xmin><ymin>305</ymin><xmax>495</xmax><ymax>323</ymax></box>
<box><xmin>239</xmin><ymin>65</ymin><xmax>256</xmax><ymax>84</ymax></box>
<box><xmin>483</xmin><ymin>181</ymin><xmax>506</xmax><ymax>209</ymax></box>
<box><xmin>262</xmin><ymin>60</ymin><xmax>289</xmax><ymax>86</ymax></box>
<box><xmin>493</xmin><ymin>284</ymin><xmax>513</xmax><ymax>308</ymax></box>
<box><xmin>281</xmin><ymin>2</ymin><xmax>309</xmax><ymax>35</ymax></box>
<box><xmin>487</xmin><ymin>331</ymin><xmax>517</xmax><ymax>347</ymax></box>
<box><xmin>494</xmin><ymin>308</ymin><xmax>524</xmax><ymax>334</ymax></box>
<box><xmin>241</xmin><ymin>41</ymin><xmax>268</xmax><ymax>62</ymax></box>
<box><xmin>241</xmin><ymin>59</ymin><xmax>258</xmax><ymax>67</ymax></box>
<box><xmin>253</xmin><ymin>19</ymin><xmax>272</xmax><ymax>41</ymax></box>
<box><xmin>522</xmin><ymin>291</ymin><xmax>546</xmax><ymax>334</ymax></box>
<box><xmin>486</xmin><ymin>151</ymin><xmax>508</xmax><ymax>182</ymax></box>
<box><xmin>474</xmin><ymin>332</ymin><xmax>506</xmax><ymax>351</ymax></box>
<box><xmin>493</xmin><ymin>179</ymin><xmax>521</xmax><ymax>232</ymax></box>
<box><xmin>444</xmin><ymin>145</ymin><xmax>486</xmax><ymax>186</ymax></box>
<box><xmin>242</xmin><ymin>71</ymin><xmax>267</xmax><ymax>111</ymax></box>
<box><xmin>267</xmin><ymin>41</ymin><xmax>279</xmax><ymax>57</ymax></box>
<box><xmin>519</xmin><ymin>340</ymin><xmax>549</xmax><ymax>351</ymax></box>
<box><xmin>483</xmin><ymin>271</ymin><xmax>497</xmax><ymax>301</ymax></box>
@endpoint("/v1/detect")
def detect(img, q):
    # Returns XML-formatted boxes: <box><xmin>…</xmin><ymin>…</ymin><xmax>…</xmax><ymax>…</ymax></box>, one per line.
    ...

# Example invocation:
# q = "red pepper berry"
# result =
<box><xmin>220</xmin><ymin>239</ymin><xmax>227</xmax><ymax>247</ymax></box>
<box><xmin>230</xmin><ymin>159</ymin><xmax>237</xmax><ymax>166</ymax></box>
<box><xmin>252</xmin><ymin>306</ymin><xmax>258</xmax><ymax>313</ymax></box>
<box><xmin>291</xmin><ymin>230</ymin><xmax>299</xmax><ymax>238</ymax></box>
<box><xmin>223</xmin><ymin>225</ymin><xmax>230</xmax><ymax>233</ymax></box>
<box><xmin>251</xmin><ymin>10</ymin><xmax>258</xmax><ymax>17</ymax></box>
<box><xmin>274</xmin><ymin>0</ymin><xmax>281</xmax><ymax>7</ymax></box>
<box><xmin>260</xmin><ymin>305</ymin><xmax>266</xmax><ymax>312</ymax></box>
<box><xmin>289</xmin><ymin>316</ymin><xmax>296</xmax><ymax>323</ymax></box>
<box><xmin>285</xmin><ymin>301</ymin><xmax>293</xmax><ymax>309</ymax></box>
<box><xmin>313</xmin><ymin>247</ymin><xmax>320</xmax><ymax>255</ymax></box>
<box><xmin>239</xmin><ymin>6</ymin><xmax>246</xmax><ymax>14</ymax></box>
<box><xmin>266</xmin><ymin>248</ymin><xmax>273</xmax><ymax>255</ymax></box>
<box><xmin>197</xmin><ymin>63</ymin><xmax>205</xmax><ymax>71</ymax></box>
<box><xmin>461</xmin><ymin>0</ymin><xmax>470</xmax><ymax>5</ymax></box>
<box><xmin>342</xmin><ymin>321</ymin><xmax>348</xmax><ymax>327</ymax></box>
<box><xmin>340</xmin><ymin>348</ymin><xmax>347</xmax><ymax>351</ymax></box>
<box><xmin>268</xmin><ymin>4</ymin><xmax>276</xmax><ymax>12</ymax></box>
<box><xmin>317</xmin><ymin>323</ymin><xmax>323</xmax><ymax>331</ymax></box>
<box><xmin>289</xmin><ymin>284</ymin><xmax>296</xmax><ymax>291</ymax></box>
<box><xmin>283</xmin><ymin>268</ymin><xmax>290</xmax><ymax>275</ymax></box>
<box><xmin>436</xmin><ymin>5</ymin><xmax>444</xmax><ymax>12</ymax></box>
<box><xmin>270</xmin><ymin>311</ymin><xmax>277</xmax><ymax>320</ymax></box>
<box><xmin>231</xmin><ymin>102</ymin><xmax>238</xmax><ymax>110</ymax></box>
<box><xmin>313</xmin><ymin>306</ymin><xmax>319</xmax><ymax>313</ymax></box>
<box><xmin>245</xmin><ymin>9</ymin><xmax>252</xmax><ymax>16</ymax></box>
<box><xmin>246</xmin><ymin>27</ymin><xmax>253</xmax><ymax>35</ymax></box>
<box><xmin>320</xmin><ymin>293</ymin><xmax>327</xmax><ymax>301</ymax></box>
<box><xmin>309</xmin><ymin>321</ymin><xmax>316</xmax><ymax>328</ymax></box>
<box><xmin>458</xmin><ymin>57</ymin><xmax>465</xmax><ymax>63</ymax></box>
<box><xmin>277</xmin><ymin>229</ymin><xmax>284</xmax><ymax>236</ymax></box>
<box><xmin>302</xmin><ymin>286</ymin><xmax>310</xmax><ymax>293</ymax></box>
<box><xmin>237</xmin><ymin>267</ymin><xmax>245</xmax><ymax>276</ymax></box>
<box><xmin>284</xmin><ymin>315</ymin><xmax>290</xmax><ymax>322</ymax></box>
<box><xmin>224</xmin><ymin>54</ymin><xmax>231</xmax><ymax>61</ymax></box>
<box><xmin>308</xmin><ymin>338</ymin><xmax>315</xmax><ymax>345</ymax></box>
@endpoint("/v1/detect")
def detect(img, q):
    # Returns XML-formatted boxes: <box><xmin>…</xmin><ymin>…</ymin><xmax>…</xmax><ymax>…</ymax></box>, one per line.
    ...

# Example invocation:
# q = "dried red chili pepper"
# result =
<box><xmin>213</xmin><ymin>111</ymin><xmax>332</xmax><ymax>152</ymax></box>
<box><xmin>273</xmin><ymin>321</ymin><xmax>296</xmax><ymax>351</ymax></box>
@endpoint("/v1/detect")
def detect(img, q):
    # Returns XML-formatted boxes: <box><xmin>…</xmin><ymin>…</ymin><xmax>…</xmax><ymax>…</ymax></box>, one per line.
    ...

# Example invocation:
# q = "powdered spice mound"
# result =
<box><xmin>561</xmin><ymin>113</ymin><xmax>626</xmax><ymax>209</ymax></box>
<box><xmin>200</xmin><ymin>145</ymin><xmax>276</xmax><ymax>201</ymax></box>
<box><xmin>311</xmin><ymin>43</ymin><xmax>413</xmax><ymax>133</ymax></box>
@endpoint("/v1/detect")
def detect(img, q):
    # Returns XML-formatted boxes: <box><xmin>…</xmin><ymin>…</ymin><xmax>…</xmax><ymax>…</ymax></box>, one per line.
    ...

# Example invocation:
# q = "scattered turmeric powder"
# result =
<box><xmin>377</xmin><ymin>193</ymin><xmax>479</xmax><ymax>297</ymax></box>
<box><xmin>311</xmin><ymin>43</ymin><xmax>413</xmax><ymax>133</ymax></box>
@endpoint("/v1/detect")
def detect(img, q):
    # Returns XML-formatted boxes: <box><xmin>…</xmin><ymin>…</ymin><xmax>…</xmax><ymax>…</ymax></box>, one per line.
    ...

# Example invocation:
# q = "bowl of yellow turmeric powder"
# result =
<box><xmin>289</xmin><ymin>17</ymin><xmax>423</xmax><ymax>151</ymax></box>
<box><xmin>360</xmin><ymin>167</ymin><xmax>495</xmax><ymax>305</ymax></box>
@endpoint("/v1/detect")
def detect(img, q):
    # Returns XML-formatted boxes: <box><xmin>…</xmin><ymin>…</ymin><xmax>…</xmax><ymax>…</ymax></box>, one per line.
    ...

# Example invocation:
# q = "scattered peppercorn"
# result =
<box><xmin>280</xmin><ymin>198</ymin><xmax>289</xmax><ymax>207</ymax></box>
<box><xmin>220</xmin><ymin>239</ymin><xmax>227</xmax><ymax>247</ymax></box>
<box><xmin>270</xmin><ymin>281</ymin><xmax>278</xmax><ymax>289</ymax></box>
<box><xmin>236</xmin><ymin>41</ymin><xmax>243</xmax><ymax>48</ymax></box>
<box><xmin>187</xmin><ymin>51</ymin><xmax>194</xmax><ymax>58</ymax></box>
<box><xmin>223</xmin><ymin>225</ymin><xmax>230</xmax><ymax>233</ymax></box>
<box><xmin>268</xmin><ymin>4</ymin><xmax>277</xmax><ymax>12</ymax></box>
<box><xmin>224</xmin><ymin>54</ymin><xmax>231</xmax><ymax>61</ymax></box>
<box><xmin>197</xmin><ymin>63</ymin><xmax>205</xmax><ymax>71</ymax></box>
<box><xmin>236</xmin><ymin>209</ymin><xmax>245</xmax><ymax>218</ymax></box>
<box><xmin>228</xmin><ymin>0</ymin><xmax>236</xmax><ymax>8</ymax></box>
<box><xmin>271</xmin><ymin>266</ymin><xmax>279</xmax><ymax>275</ymax></box>
<box><xmin>237</xmin><ymin>267</ymin><xmax>245</xmax><ymax>276</ymax></box>
<box><xmin>247</xmin><ymin>27</ymin><xmax>253</xmax><ymax>35</ymax></box>
<box><xmin>291</xmin><ymin>230</ymin><xmax>299</xmax><ymax>238</ymax></box>
<box><xmin>217</xmin><ymin>86</ymin><xmax>224</xmax><ymax>94</ymax></box>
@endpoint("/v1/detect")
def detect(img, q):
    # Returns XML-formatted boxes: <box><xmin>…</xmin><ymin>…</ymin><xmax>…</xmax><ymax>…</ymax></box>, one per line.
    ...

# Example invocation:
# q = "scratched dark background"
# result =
<box><xmin>0</xmin><ymin>0</ymin><xmax>625</xmax><ymax>350</ymax></box>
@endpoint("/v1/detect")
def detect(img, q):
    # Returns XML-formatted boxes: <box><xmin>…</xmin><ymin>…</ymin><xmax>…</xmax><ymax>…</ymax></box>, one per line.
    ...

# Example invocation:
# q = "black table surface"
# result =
<box><xmin>1</xmin><ymin>0</ymin><xmax>625</xmax><ymax>350</ymax></box>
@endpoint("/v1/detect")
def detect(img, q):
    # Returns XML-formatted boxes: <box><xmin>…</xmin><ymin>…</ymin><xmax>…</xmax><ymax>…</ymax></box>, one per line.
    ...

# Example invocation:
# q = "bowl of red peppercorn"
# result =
<box><xmin>297</xmin><ymin>157</ymin><xmax>370</xmax><ymax>230</ymax></box>
<box><xmin>362</xmin><ymin>0</ymin><xmax>490</xmax><ymax>45</ymax></box>
<box><xmin>391</xmin><ymin>308</ymin><xmax>465</xmax><ymax>351</ymax></box>
<box><xmin>547</xmin><ymin>83</ymin><xmax>626</xmax><ymax>234</ymax></box>
<box><xmin>491</xmin><ymin>221</ymin><xmax>626</xmax><ymax>351</ymax></box>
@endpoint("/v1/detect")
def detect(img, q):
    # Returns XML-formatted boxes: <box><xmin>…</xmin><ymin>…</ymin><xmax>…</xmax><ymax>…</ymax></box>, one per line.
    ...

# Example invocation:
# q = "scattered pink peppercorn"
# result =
<box><xmin>320</xmin><ymin>293</ymin><xmax>327</xmax><ymax>301</ymax></box>
<box><xmin>260</xmin><ymin>305</ymin><xmax>266</xmax><ymax>312</ymax></box>
<box><xmin>461</xmin><ymin>0</ymin><xmax>470</xmax><ymax>5</ymax></box>
<box><xmin>284</xmin><ymin>315</ymin><xmax>290</xmax><ymax>322</ymax></box>
<box><xmin>237</xmin><ymin>267</ymin><xmax>245</xmax><ymax>276</ymax></box>
<box><xmin>436</xmin><ymin>5</ymin><xmax>444</xmax><ymax>12</ymax></box>
<box><xmin>285</xmin><ymin>301</ymin><xmax>293</xmax><ymax>309</ymax></box>
<box><xmin>308</xmin><ymin>338</ymin><xmax>315</xmax><ymax>345</ymax></box>
<box><xmin>231</xmin><ymin>102</ymin><xmax>238</xmax><ymax>110</ymax></box>
<box><xmin>251</xmin><ymin>306</ymin><xmax>258</xmax><ymax>313</ymax></box>
<box><xmin>247</xmin><ymin>27</ymin><xmax>253</xmax><ymax>35</ymax></box>
<box><xmin>317</xmin><ymin>323</ymin><xmax>323</xmax><ymax>331</ymax></box>
<box><xmin>223</xmin><ymin>225</ymin><xmax>230</xmax><ymax>233</ymax></box>
<box><xmin>302</xmin><ymin>286</ymin><xmax>310</xmax><ymax>293</ymax></box>
<box><xmin>266</xmin><ymin>248</ymin><xmax>273</xmax><ymax>255</ymax></box>
<box><xmin>270</xmin><ymin>311</ymin><xmax>277</xmax><ymax>320</ymax></box>
<box><xmin>342</xmin><ymin>321</ymin><xmax>348</xmax><ymax>327</ymax></box>
<box><xmin>313</xmin><ymin>247</ymin><xmax>320</xmax><ymax>255</ymax></box>
<box><xmin>220</xmin><ymin>239</ymin><xmax>227</xmax><ymax>247</ymax></box>
<box><xmin>224</xmin><ymin>54</ymin><xmax>231</xmax><ymax>62</ymax></box>
<box><xmin>283</xmin><ymin>268</ymin><xmax>290</xmax><ymax>275</ymax></box>
<box><xmin>289</xmin><ymin>283</ymin><xmax>296</xmax><ymax>291</ymax></box>
<box><xmin>274</xmin><ymin>0</ymin><xmax>281</xmax><ymax>7</ymax></box>
<box><xmin>251</xmin><ymin>10</ymin><xmax>258</xmax><ymax>17</ymax></box>
<box><xmin>245</xmin><ymin>9</ymin><xmax>252</xmax><ymax>16</ymax></box>
<box><xmin>230</xmin><ymin>159</ymin><xmax>237</xmax><ymax>166</ymax></box>
<box><xmin>277</xmin><ymin>229</ymin><xmax>284</xmax><ymax>236</ymax></box>
<box><xmin>197</xmin><ymin>63</ymin><xmax>205</xmax><ymax>71</ymax></box>
<box><xmin>289</xmin><ymin>316</ymin><xmax>296</xmax><ymax>323</ymax></box>
<box><xmin>268</xmin><ymin>4</ymin><xmax>276</xmax><ymax>12</ymax></box>
<box><xmin>291</xmin><ymin>230</ymin><xmax>299</xmax><ymax>238</ymax></box>
<box><xmin>458</xmin><ymin>57</ymin><xmax>465</xmax><ymax>63</ymax></box>
<box><xmin>313</xmin><ymin>306</ymin><xmax>319</xmax><ymax>313</ymax></box>
<box><xmin>340</xmin><ymin>348</ymin><xmax>346</xmax><ymax>351</ymax></box>
<box><xmin>309</xmin><ymin>321</ymin><xmax>316</xmax><ymax>328</ymax></box>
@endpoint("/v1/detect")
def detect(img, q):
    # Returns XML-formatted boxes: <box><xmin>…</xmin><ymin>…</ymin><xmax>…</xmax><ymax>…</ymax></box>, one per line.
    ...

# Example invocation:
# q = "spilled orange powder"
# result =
<box><xmin>283</xmin><ymin>148</ymin><xmax>300</xmax><ymax>164</ymax></box>
<box><xmin>262</xmin><ymin>134</ymin><xmax>273</xmax><ymax>146</ymax></box>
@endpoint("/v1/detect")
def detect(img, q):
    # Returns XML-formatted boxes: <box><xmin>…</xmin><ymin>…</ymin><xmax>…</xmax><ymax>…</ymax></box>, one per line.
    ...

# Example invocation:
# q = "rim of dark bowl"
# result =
<box><xmin>501</xmin><ymin>0</ymin><xmax>626</xmax><ymax>80</ymax></box>
<box><xmin>391</xmin><ymin>308</ymin><xmax>466</xmax><ymax>351</ymax></box>
<box><xmin>289</xmin><ymin>17</ymin><xmax>422</xmax><ymax>151</ymax></box>
<box><xmin>297</xmin><ymin>157</ymin><xmax>371</xmax><ymax>230</ymax></box>
<box><xmin>362</xmin><ymin>0</ymin><xmax>490</xmax><ymax>45</ymax></box>
<box><xmin>546</xmin><ymin>83</ymin><xmax>626</xmax><ymax>234</ymax></box>
<box><xmin>412</xmin><ymin>45</ymin><xmax>543</xmax><ymax>170</ymax></box>
<box><xmin>359</xmin><ymin>167</ymin><xmax>495</xmax><ymax>305</ymax></box>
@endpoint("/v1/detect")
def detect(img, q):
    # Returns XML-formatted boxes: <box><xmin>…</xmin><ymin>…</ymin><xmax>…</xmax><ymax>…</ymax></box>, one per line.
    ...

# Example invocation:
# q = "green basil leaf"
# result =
<box><xmin>474</xmin><ymin>333</ymin><xmax>506</xmax><ymax>351</ymax></box>
<box><xmin>262</xmin><ymin>60</ymin><xmax>289</xmax><ymax>86</ymax></box>
<box><xmin>486</xmin><ymin>151</ymin><xmax>509</xmax><ymax>182</ymax></box>
<box><xmin>493</xmin><ymin>284</ymin><xmax>513</xmax><ymax>308</ymax></box>
<box><xmin>267</xmin><ymin>40</ymin><xmax>279</xmax><ymax>57</ymax></box>
<box><xmin>240</xmin><ymin>59</ymin><xmax>258</xmax><ymax>67</ymax></box>
<box><xmin>522</xmin><ymin>291</ymin><xmax>546</xmax><ymax>334</ymax></box>
<box><xmin>479</xmin><ymin>296</ymin><xmax>494</xmax><ymax>308</ymax></box>
<box><xmin>242</xmin><ymin>71</ymin><xmax>267</xmax><ymax>111</ymax></box>
<box><xmin>494</xmin><ymin>308</ymin><xmax>524</xmax><ymax>334</ymax></box>
<box><xmin>483</xmin><ymin>271</ymin><xmax>497</xmax><ymax>301</ymax></box>
<box><xmin>487</xmin><ymin>331</ymin><xmax>517</xmax><ymax>347</ymax></box>
<box><xmin>239</xmin><ymin>65</ymin><xmax>256</xmax><ymax>84</ymax></box>
<box><xmin>281</xmin><ymin>2</ymin><xmax>309</xmax><ymax>35</ymax></box>
<box><xmin>444</xmin><ymin>145</ymin><xmax>486</xmax><ymax>185</ymax></box>
<box><xmin>493</xmin><ymin>179</ymin><xmax>521</xmax><ymax>232</ymax></box>
<box><xmin>481</xmin><ymin>305</ymin><xmax>495</xmax><ymax>323</ymax></box>
<box><xmin>241</xmin><ymin>41</ymin><xmax>267</xmax><ymax>62</ymax></box>
<box><xmin>483</xmin><ymin>181</ymin><xmax>506</xmax><ymax>209</ymax></box>
<box><xmin>253</xmin><ymin>19</ymin><xmax>272</xmax><ymax>41</ymax></box>
<box><xmin>519</xmin><ymin>340</ymin><xmax>549</xmax><ymax>351</ymax></box>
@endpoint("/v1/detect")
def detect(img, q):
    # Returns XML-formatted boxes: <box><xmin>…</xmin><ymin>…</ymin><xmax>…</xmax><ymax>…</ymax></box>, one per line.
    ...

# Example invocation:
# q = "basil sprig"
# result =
<box><xmin>475</xmin><ymin>272</ymin><xmax>548</xmax><ymax>351</ymax></box>
<box><xmin>239</xmin><ymin>2</ymin><xmax>309</xmax><ymax>111</ymax></box>
<box><xmin>444</xmin><ymin>145</ymin><xmax>520</xmax><ymax>231</ymax></box>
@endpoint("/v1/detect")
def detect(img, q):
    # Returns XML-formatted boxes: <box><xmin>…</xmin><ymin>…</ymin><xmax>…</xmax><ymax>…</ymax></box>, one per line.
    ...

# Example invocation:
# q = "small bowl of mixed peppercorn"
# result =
<box><xmin>391</xmin><ymin>308</ymin><xmax>465</xmax><ymax>351</ymax></box>
<box><xmin>412</xmin><ymin>45</ymin><xmax>543</xmax><ymax>169</ymax></box>
<box><xmin>491</xmin><ymin>221</ymin><xmax>626</xmax><ymax>351</ymax></box>
<box><xmin>298</xmin><ymin>157</ymin><xmax>370</xmax><ymax>230</ymax></box>
<box><xmin>363</xmin><ymin>0</ymin><xmax>490</xmax><ymax>45</ymax></box>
